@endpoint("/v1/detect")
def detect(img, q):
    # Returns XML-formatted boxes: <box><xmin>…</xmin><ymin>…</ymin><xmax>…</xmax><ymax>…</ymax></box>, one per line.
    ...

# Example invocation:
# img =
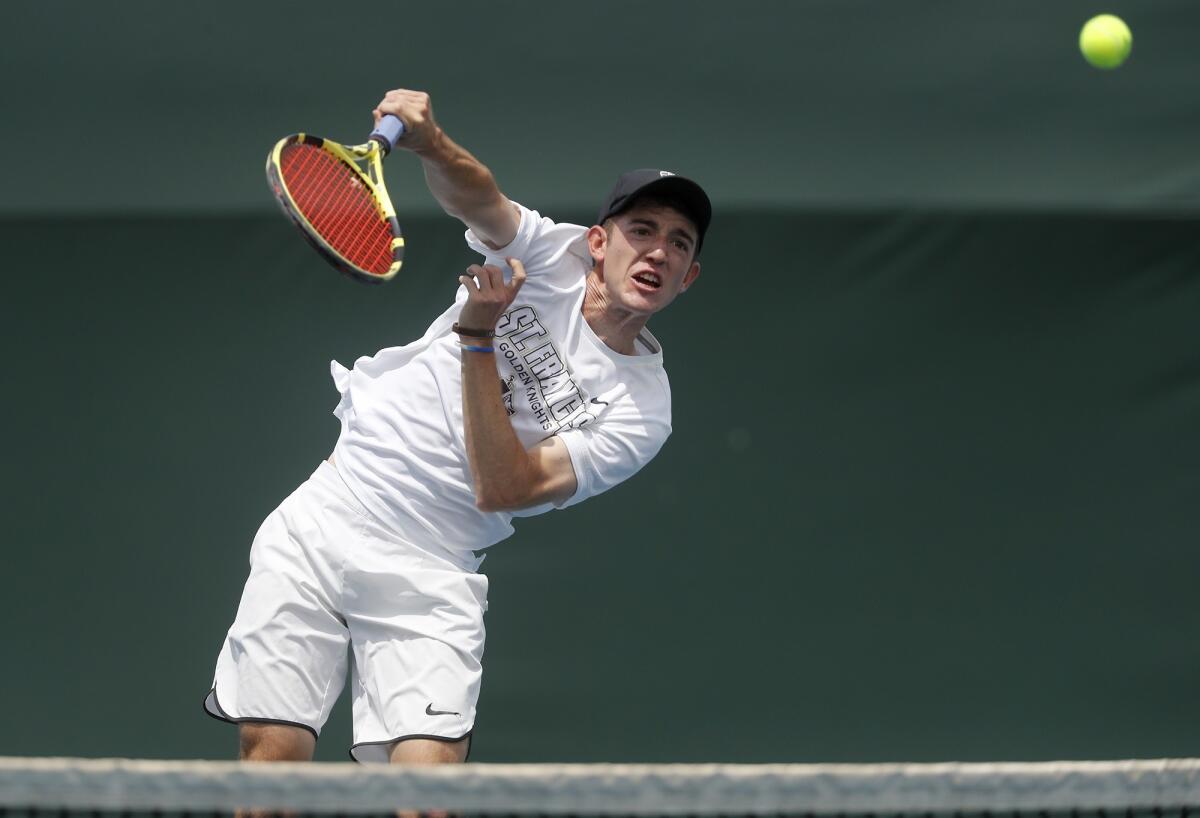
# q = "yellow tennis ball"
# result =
<box><xmin>1079</xmin><ymin>14</ymin><xmax>1132</xmax><ymax>69</ymax></box>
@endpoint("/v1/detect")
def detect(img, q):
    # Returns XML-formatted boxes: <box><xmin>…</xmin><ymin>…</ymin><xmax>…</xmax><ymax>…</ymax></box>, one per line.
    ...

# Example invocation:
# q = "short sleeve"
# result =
<box><xmin>553</xmin><ymin>404</ymin><xmax>672</xmax><ymax>509</ymax></box>
<box><xmin>464</xmin><ymin>203</ymin><xmax>592</xmax><ymax>285</ymax></box>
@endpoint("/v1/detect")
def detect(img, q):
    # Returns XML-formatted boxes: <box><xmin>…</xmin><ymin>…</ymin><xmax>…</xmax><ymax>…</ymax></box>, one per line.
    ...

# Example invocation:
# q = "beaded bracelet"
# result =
<box><xmin>452</xmin><ymin>323</ymin><xmax>495</xmax><ymax>338</ymax></box>
<box><xmin>461</xmin><ymin>344</ymin><xmax>495</xmax><ymax>353</ymax></box>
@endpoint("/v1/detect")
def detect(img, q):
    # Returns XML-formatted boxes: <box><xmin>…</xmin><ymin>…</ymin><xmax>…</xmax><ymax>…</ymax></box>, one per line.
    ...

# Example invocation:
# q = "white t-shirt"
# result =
<box><xmin>329</xmin><ymin>204</ymin><xmax>672</xmax><ymax>568</ymax></box>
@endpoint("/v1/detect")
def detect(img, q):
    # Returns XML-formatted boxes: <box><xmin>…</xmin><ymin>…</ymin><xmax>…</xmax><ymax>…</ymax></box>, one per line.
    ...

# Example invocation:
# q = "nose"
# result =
<box><xmin>644</xmin><ymin>243</ymin><xmax>667</xmax><ymax>263</ymax></box>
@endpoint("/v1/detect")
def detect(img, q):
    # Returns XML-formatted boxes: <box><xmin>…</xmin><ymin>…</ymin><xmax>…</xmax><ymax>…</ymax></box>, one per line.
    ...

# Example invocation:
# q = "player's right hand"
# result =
<box><xmin>373</xmin><ymin>89</ymin><xmax>440</xmax><ymax>155</ymax></box>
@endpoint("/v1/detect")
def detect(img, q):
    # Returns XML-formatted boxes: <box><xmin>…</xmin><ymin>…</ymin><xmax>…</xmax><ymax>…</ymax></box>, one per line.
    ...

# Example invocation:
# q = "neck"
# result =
<box><xmin>581</xmin><ymin>272</ymin><xmax>649</xmax><ymax>356</ymax></box>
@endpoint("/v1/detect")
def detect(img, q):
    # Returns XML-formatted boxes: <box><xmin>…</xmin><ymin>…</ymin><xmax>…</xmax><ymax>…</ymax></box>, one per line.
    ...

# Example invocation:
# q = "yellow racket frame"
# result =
<box><xmin>266</xmin><ymin>133</ymin><xmax>405</xmax><ymax>284</ymax></box>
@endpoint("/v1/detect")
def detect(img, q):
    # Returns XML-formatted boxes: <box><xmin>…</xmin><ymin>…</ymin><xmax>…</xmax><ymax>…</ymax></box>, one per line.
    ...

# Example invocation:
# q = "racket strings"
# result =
<box><xmin>279</xmin><ymin>142</ymin><xmax>394</xmax><ymax>276</ymax></box>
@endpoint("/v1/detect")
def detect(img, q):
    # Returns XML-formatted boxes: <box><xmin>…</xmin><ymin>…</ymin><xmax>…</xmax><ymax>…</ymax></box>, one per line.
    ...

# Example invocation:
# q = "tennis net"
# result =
<box><xmin>2</xmin><ymin>757</ymin><xmax>1198</xmax><ymax>817</ymax></box>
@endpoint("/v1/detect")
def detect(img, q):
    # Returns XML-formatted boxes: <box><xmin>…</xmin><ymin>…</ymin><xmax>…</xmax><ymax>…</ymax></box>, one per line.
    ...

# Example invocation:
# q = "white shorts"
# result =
<box><xmin>203</xmin><ymin>461</ymin><xmax>488</xmax><ymax>762</ymax></box>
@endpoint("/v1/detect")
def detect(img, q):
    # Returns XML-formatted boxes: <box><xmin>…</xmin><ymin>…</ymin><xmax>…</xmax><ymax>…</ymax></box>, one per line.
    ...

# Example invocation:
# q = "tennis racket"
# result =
<box><xmin>266</xmin><ymin>114</ymin><xmax>406</xmax><ymax>284</ymax></box>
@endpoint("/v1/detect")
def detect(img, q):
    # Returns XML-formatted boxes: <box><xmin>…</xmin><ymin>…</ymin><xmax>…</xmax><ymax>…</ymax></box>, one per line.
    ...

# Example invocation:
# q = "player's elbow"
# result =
<box><xmin>470</xmin><ymin>444</ymin><xmax>575</xmax><ymax>512</ymax></box>
<box><xmin>473</xmin><ymin>487</ymin><xmax>523</xmax><ymax>513</ymax></box>
<box><xmin>472</xmin><ymin>475</ymin><xmax>547</xmax><ymax>512</ymax></box>
<box><xmin>474</xmin><ymin>478</ymin><xmax>572</xmax><ymax>512</ymax></box>
<box><xmin>472</xmin><ymin>485</ymin><xmax>498</xmax><ymax>512</ymax></box>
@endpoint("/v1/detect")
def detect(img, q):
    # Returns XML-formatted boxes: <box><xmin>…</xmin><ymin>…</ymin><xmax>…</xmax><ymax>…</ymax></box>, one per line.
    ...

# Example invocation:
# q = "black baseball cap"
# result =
<box><xmin>595</xmin><ymin>169</ymin><xmax>712</xmax><ymax>254</ymax></box>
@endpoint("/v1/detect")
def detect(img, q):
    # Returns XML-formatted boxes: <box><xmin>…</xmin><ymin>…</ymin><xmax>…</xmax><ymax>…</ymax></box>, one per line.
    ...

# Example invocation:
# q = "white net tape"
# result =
<box><xmin>1</xmin><ymin>757</ymin><xmax>1199</xmax><ymax>815</ymax></box>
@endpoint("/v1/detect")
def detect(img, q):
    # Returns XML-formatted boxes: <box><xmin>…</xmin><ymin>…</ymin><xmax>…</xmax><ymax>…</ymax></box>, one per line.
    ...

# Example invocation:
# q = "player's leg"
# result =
<box><xmin>388</xmin><ymin>736</ymin><xmax>470</xmax><ymax>764</ymax></box>
<box><xmin>240</xmin><ymin>722</ymin><xmax>317</xmax><ymax>761</ymax></box>
<box><xmin>233</xmin><ymin>723</ymin><xmax>318</xmax><ymax>818</ymax></box>
<box><xmin>343</xmin><ymin>512</ymin><xmax>488</xmax><ymax>764</ymax></box>
<box><xmin>203</xmin><ymin>463</ymin><xmax>356</xmax><ymax>752</ymax></box>
<box><xmin>388</xmin><ymin>737</ymin><xmax>470</xmax><ymax>818</ymax></box>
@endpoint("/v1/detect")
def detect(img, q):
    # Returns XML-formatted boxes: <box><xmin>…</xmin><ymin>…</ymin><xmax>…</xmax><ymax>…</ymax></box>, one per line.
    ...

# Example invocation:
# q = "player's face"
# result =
<box><xmin>591</xmin><ymin>203</ymin><xmax>701</xmax><ymax>315</ymax></box>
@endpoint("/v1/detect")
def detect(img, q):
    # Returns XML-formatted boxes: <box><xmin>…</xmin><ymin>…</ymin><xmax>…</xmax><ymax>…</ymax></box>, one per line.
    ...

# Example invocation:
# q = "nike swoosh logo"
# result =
<box><xmin>426</xmin><ymin>703</ymin><xmax>460</xmax><ymax>717</ymax></box>
<box><xmin>590</xmin><ymin>397</ymin><xmax>609</xmax><ymax>407</ymax></box>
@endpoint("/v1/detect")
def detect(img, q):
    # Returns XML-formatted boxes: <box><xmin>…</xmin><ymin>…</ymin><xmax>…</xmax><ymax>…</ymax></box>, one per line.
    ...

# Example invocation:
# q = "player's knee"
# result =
<box><xmin>238</xmin><ymin>722</ymin><xmax>315</xmax><ymax>761</ymax></box>
<box><xmin>388</xmin><ymin>735</ymin><xmax>469</xmax><ymax>764</ymax></box>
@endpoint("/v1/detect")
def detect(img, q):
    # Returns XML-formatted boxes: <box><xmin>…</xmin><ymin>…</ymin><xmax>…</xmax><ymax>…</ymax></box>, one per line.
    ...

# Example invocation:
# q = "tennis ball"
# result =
<box><xmin>1079</xmin><ymin>14</ymin><xmax>1132</xmax><ymax>69</ymax></box>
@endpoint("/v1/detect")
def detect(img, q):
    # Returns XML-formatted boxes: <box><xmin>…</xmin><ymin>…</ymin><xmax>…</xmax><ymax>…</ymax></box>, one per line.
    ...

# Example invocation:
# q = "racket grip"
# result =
<box><xmin>369</xmin><ymin>114</ymin><xmax>406</xmax><ymax>153</ymax></box>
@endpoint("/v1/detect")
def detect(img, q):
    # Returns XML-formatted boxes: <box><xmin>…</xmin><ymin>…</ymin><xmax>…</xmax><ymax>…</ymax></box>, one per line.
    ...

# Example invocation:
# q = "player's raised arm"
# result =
<box><xmin>375</xmin><ymin>89</ymin><xmax>520</xmax><ymax>249</ymax></box>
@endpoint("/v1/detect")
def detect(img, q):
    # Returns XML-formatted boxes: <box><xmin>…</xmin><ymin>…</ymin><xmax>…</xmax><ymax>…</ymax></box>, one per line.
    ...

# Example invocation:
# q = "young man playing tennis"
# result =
<box><xmin>203</xmin><ymin>88</ymin><xmax>711</xmax><ymax>764</ymax></box>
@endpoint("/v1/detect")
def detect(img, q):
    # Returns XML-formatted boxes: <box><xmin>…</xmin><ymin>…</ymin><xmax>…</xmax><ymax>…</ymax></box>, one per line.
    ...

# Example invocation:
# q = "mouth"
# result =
<box><xmin>631</xmin><ymin>270</ymin><xmax>662</xmax><ymax>290</ymax></box>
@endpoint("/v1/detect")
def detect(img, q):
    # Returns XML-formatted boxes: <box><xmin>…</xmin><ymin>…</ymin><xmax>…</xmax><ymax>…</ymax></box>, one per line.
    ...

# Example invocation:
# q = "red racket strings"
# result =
<box><xmin>279</xmin><ymin>142</ymin><xmax>393</xmax><ymax>276</ymax></box>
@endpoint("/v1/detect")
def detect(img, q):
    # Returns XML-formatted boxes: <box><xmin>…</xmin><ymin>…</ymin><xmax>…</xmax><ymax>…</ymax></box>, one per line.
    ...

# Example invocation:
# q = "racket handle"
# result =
<box><xmin>369</xmin><ymin>114</ymin><xmax>406</xmax><ymax>153</ymax></box>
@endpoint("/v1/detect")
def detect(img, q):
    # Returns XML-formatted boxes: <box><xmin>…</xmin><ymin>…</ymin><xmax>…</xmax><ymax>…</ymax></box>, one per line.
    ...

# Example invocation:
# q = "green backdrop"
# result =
<box><xmin>1</xmin><ymin>0</ymin><xmax>1196</xmax><ymax>763</ymax></box>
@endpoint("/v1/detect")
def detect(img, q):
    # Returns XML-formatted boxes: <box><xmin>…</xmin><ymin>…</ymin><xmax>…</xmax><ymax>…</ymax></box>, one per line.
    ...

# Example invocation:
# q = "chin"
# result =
<box><xmin>621</xmin><ymin>296</ymin><xmax>660</xmax><ymax>316</ymax></box>
<box><xmin>621</xmin><ymin>286</ymin><xmax>670</xmax><ymax>313</ymax></box>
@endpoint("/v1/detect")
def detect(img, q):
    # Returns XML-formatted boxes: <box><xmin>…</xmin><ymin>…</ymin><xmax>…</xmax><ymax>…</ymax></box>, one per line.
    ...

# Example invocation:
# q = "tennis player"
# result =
<box><xmin>203</xmin><ymin>88</ymin><xmax>711</xmax><ymax>764</ymax></box>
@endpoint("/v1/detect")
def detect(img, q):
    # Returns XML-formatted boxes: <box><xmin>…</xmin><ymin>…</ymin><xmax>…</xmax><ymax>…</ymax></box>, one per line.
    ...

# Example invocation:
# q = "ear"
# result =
<box><xmin>586</xmin><ymin>225</ymin><xmax>608</xmax><ymax>262</ymax></box>
<box><xmin>680</xmin><ymin>260</ymin><xmax>701</xmax><ymax>292</ymax></box>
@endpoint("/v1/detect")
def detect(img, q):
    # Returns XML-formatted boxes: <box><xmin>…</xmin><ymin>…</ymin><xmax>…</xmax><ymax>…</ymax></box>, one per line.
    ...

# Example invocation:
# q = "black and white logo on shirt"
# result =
<box><xmin>495</xmin><ymin>305</ymin><xmax>596</xmax><ymax>433</ymax></box>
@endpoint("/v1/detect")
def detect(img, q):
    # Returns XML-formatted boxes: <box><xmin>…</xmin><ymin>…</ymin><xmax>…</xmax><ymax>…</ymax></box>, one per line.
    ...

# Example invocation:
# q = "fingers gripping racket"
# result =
<box><xmin>266</xmin><ymin>115</ymin><xmax>406</xmax><ymax>284</ymax></box>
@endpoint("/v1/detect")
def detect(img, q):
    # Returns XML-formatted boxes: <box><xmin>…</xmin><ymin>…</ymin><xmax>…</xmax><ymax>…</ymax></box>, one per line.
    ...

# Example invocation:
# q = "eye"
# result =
<box><xmin>672</xmin><ymin>239</ymin><xmax>690</xmax><ymax>251</ymax></box>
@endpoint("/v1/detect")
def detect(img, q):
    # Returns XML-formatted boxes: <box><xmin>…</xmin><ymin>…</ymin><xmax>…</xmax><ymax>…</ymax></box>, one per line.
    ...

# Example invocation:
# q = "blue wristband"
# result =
<box><xmin>461</xmin><ymin>344</ymin><xmax>494</xmax><ymax>353</ymax></box>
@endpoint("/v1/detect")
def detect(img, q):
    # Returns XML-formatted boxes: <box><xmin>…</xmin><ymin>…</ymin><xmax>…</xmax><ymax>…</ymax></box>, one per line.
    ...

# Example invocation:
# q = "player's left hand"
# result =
<box><xmin>457</xmin><ymin>257</ymin><xmax>527</xmax><ymax>331</ymax></box>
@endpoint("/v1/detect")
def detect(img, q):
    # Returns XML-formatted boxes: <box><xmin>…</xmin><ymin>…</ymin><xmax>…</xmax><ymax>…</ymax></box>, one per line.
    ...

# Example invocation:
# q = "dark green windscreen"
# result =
<box><xmin>3</xmin><ymin>210</ymin><xmax>1196</xmax><ymax>761</ymax></box>
<box><xmin>2</xmin><ymin>0</ymin><xmax>1200</xmax><ymax>215</ymax></box>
